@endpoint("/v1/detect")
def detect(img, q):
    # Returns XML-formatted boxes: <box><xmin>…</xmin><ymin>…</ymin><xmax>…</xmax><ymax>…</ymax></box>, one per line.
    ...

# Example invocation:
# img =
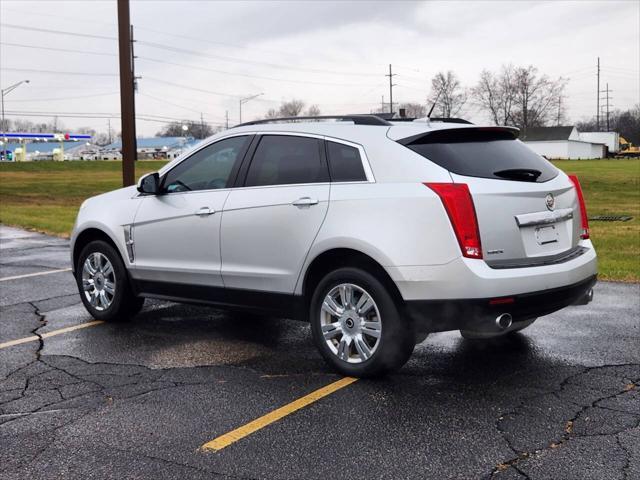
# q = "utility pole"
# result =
<box><xmin>225</xmin><ymin>110</ymin><xmax>229</xmax><ymax>129</ymax></box>
<box><xmin>596</xmin><ymin>57</ymin><xmax>600</xmax><ymax>131</ymax></box>
<box><xmin>107</xmin><ymin>118</ymin><xmax>112</xmax><ymax>144</ymax></box>
<box><xmin>556</xmin><ymin>96</ymin><xmax>562</xmax><ymax>126</ymax></box>
<box><xmin>381</xmin><ymin>95</ymin><xmax>384</xmax><ymax>113</ymax></box>
<box><xmin>117</xmin><ymin>0</ymin><xmax>136</xmax><ymax>187</ymax></box>
<box><xmin>200</xmin><ymin>112</ymin><xmax>205</xmax><ymax>139</ymax></box>
<box><xmin>600</xmin><ymin>83</ymin><xmax>612</xmax><ymax>131</ymax></box>
<box><xmin>385</xmin><ymin>64</ymin><xmax>397</xmax><ymax>115</ymax></box>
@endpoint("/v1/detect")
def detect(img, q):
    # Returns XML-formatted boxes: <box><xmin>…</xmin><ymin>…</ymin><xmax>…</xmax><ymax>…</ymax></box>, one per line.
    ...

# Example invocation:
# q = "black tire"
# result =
<box><xmin>310</xmin><ymin>267</ymin><xmax>414</xmax><ymax>378</ymax></box>
<box><xmin>76</xmin><ymin>240</ymin><xmax>143</xmax><ymax>322</ymax></box>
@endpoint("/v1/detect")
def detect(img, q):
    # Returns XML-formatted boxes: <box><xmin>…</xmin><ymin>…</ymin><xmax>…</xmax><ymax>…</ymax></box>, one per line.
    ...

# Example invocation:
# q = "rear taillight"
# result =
<box><xmin>568</xmin><ymin>175</ymin><xmax>590</xmax><ymax>240</ymax></box>
<box><xmin>425</xmin><ymin>183</ymin><xmax>482</xmax><ymax>259</ymax></box>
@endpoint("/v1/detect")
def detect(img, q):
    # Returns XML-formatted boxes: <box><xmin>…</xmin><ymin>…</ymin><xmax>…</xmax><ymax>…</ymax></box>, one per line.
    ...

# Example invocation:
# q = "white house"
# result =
<box><xmin>521</xmin><ymin>126</ymin><xmax>606</xmax><ymax>159</ymax></box>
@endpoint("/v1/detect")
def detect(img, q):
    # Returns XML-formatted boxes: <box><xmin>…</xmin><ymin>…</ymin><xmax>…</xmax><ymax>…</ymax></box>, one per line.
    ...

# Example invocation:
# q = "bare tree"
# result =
<box><xmin>511</xmin><ymin>66</ymin><xmax>567</xmax><ymax>131</ymax></box>
<box><xmin>398</xmin><ymin>102</ymin><xmax>426</xmax><ymax>118</ymax></box>
<box><xmin>428</xmin><ymin>71</ymin><xmax>467</xmax><ymax>117</ymax></box>
<box><xmin>472</xmin><ymin>65</ymin><xmax>518</xmax><ymax>126</ymax></box>
<box><xmin>156</xmin><ymin>120</ymin><xmax>215</xmax><ymax>139</ymax></box>
<box><xmin>265</xmin><ymin>99</ymin><xmax>307</xmax><ymax>118</ymax></box>
<box><xmin>473</xmin><ymin>64</ymin><xmax>566</xmax><ymax>132</ymax></box>
<box><xmin>305</xmin><ymin>104</ymin><xmax>321</xmax><ymax>116</ymax></box>
<box><xmin>577</xmin><ymin>105</ymin><xmax>640</xmax><ymax>144</ymax></box>
<box><xmin>279</xmin><ymin>99</ymin><xmax>306</xmax><ymax>117</ymax></box>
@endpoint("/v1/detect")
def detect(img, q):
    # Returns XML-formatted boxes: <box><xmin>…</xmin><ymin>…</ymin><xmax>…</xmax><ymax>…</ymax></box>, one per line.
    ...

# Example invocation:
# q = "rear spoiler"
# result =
<box><xmin>397</xmin><ymin>126</ymin><xmax>520</xmax><ymax>146</ymax></box>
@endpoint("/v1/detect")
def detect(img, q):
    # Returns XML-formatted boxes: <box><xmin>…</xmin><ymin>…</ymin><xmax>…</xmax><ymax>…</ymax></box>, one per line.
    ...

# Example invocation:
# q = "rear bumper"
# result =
<box><xmin>405</xmin><ymin>274</ymin><xmax>597</xmax><ymax>333</ymax></box>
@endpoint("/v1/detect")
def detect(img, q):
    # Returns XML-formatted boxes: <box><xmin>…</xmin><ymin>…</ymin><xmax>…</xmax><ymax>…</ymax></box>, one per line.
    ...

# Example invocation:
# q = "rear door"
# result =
<box><xmin>401</xmin><ymin>127</ymin><xmax>581</xmax><ymax>266</ymax></box>
<box><xmin>220</xmin><ymin>134</ymin><xmax>330</xmax><ymax>292</ymax></box>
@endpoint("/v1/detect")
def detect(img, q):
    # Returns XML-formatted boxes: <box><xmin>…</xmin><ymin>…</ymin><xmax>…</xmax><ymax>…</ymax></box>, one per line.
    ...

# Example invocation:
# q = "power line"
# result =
<box><xmin>137</xmin><ymin>40</ymin><xmax>381</xmax><ymax>78</ymax></box>
<box><xmin>2</xmin><ymin>67</ymin><xmax>118</xmax><ymax>77</ymax></box>
<box><xmin>143</xmin><ymin>76</ymin><xmax>277</xmax><ymax>101</ymax></box>
<box><xmin>136</xmin><ymin>56</ymin><xmax>381</xmax><ymax>88</ymax></box>
<box><xmin>0</xmin><ymin>23</ymin><xmax>117</xmax><ymax>41</ymax></box>
<box><xmin>0</xmin><ymin>41</ymin><xmax>117</xmax><ymax>57</ymax></box>
<box><xmin>4</xmin><ymin>92</ymin><xmax>119</xmax><ymax>103</ymax></box>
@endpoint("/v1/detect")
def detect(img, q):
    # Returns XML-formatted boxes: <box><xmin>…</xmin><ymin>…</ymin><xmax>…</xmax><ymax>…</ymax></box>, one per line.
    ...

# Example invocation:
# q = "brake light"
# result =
<box><xmin>425</xmin><ymin>183</ymin><xmax>482</xmax><ymax>259</ymax></box>
<box><xmin>568</xmin><ymin>175</ymin><xmax>589</xmax><ymax>239</ymax></box>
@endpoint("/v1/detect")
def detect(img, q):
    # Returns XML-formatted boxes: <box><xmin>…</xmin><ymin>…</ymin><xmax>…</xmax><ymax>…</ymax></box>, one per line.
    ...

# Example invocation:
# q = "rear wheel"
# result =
<box><xmin>76</xmin><ymin>240</ymin><xmax>143</xmax><ymax>322</ymax></box>
<box><xmin>310</xmin><ymin>267</ymin><xmax>414</xmax><ymax>377</ymax></box>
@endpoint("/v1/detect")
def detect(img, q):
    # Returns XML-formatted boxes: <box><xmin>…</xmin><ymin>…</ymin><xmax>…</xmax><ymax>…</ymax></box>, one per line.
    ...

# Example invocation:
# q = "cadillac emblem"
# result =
<box><xmin>545</xmin><ymin>193</ymin><xmax>555</xmax><ymax>211</ymax></box>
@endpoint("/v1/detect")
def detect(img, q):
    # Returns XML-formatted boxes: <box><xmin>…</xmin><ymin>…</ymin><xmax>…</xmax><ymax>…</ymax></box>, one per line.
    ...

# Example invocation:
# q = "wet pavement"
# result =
<box><xmin>0</xmin><ymin>225</ymin><xmax>638</xmax><ymax>479</ymax></box>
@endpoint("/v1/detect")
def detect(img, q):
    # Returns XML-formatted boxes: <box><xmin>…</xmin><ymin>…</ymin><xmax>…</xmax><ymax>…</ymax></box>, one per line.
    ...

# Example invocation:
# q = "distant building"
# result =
<box><xmin>578</xmin><ymin>131</ymin><xmax>620</xmax><ymax>154</ymax></box>
<box><xmin>521</xmin><ymin>126</ymin><xmax>607</xmax><ymax>159</ymax></box>
<box><xmin>101</xmin><ymin>137</ymin><xmax>202</xmax><ymax>160</ymax></box>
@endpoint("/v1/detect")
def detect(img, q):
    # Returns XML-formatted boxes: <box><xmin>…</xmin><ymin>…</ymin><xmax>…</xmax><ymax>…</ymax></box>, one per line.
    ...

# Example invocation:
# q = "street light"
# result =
<box><xmin>239</xmin><ymin>93</ymin><xmax>263</xmax><ymax>124</ymax></box>
<box><xmin>1</xmin><ymin>80</ymin><xmax>30</xmax><ymax>134</ymax></box>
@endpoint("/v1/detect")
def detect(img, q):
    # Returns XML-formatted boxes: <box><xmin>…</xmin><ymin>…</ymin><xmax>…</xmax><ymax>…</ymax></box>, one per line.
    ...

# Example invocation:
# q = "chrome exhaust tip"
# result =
<box><xmin>496</xmin><ymin>313</ymin><xmax>513</xmax><ymax>330</ymax></box>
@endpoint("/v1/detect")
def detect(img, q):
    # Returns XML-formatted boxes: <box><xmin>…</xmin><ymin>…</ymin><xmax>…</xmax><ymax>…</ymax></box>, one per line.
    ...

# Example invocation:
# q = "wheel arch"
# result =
<box><xmin>301</xmin><ymin>248</ymin><xmax>404</xmax><ymax>311</ymax></box>
<box><xmin>72</xmin><ymin>227</ymin><xmax>123</xmax><ymax>273</ymax></box>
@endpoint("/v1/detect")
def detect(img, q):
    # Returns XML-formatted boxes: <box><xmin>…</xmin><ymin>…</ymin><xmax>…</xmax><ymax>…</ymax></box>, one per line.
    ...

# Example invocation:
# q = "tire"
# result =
<box><xmin>310</xmin><ymin>267</ymin><xmax>414</xmax><ymax>377</ymax></box>
<box><xmin>76</xmin><ymin>240</ymin><xmax>143</xmax><ymax>322</ymax></box>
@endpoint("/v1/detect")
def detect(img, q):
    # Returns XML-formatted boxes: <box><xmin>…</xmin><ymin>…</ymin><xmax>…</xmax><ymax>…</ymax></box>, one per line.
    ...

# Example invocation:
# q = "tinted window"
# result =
<box><xmin>245</xmin><ymin>135</ymin><xmax>327</xmax><ymax>187</ymax></box>
<box><xmin>326</xmin><ymin>141</ymin><xmax>366</xmax><ymax>182</ymax></box>
<box><xmin>404</xmin><ymin>129</ymin><xmax>558</xmax><ymax>182</ymax></box>
<box><xmin>163</xmin><ymin>136</ymin><xmax>249</xmax><ymax>193</ymax></box>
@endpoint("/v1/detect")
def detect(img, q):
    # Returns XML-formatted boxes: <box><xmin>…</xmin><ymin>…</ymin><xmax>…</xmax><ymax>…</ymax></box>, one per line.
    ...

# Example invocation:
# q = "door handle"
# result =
<box><xmin>195</xmin><ymin>207</ymin><xmax>215</xmax><ymax>216</ymax></box>
<box><xmin>291</xmin><ymin>197</ymin><xmax>319</xmax><ymax>207</ymax></box>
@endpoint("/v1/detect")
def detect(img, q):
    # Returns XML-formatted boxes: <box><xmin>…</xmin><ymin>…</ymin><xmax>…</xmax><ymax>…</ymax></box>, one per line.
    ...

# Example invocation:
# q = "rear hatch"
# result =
<box><xmin>399</xmin><ymin>127</ymin><xmax>583</xmax><ymax>267</ymax></box>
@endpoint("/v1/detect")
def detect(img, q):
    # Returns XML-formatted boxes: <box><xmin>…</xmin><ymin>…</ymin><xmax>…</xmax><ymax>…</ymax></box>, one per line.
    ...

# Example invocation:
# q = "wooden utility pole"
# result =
<box><xmin>596</xmin><ymin>57</ymin><xmax>600</xmax><ymax>132</ymax></box>
<box><xmin>117</xmin><ymin>0</ymin><xmax>136</xmax><ymax>186</ymax></box>
<box><xmin>385</xmin><ymin>64</ymin><xmax>396</xmax><ymax>115</ymax></box>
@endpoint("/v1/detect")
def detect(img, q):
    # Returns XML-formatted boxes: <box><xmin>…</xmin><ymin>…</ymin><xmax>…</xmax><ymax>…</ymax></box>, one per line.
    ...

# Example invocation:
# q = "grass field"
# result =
<box><xmin>1</xmin><ymin>159</ymin><xmax>638</xmax><ymax>281</ymax></box>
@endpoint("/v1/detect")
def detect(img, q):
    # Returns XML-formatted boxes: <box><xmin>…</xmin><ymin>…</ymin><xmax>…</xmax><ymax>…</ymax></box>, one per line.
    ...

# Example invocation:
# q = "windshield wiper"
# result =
<box><xmin>493</xmin><ymin>168</ymin><xmax>542</xmax><ymax>182</ymax></box>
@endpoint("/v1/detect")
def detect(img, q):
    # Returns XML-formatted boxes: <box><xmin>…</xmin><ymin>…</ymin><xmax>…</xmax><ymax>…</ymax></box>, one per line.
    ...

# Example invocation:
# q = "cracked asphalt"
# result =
<box><xmin>0</xmin><ymin>224</ymin><xmax>638</xmax><ymax>480</ymax></box>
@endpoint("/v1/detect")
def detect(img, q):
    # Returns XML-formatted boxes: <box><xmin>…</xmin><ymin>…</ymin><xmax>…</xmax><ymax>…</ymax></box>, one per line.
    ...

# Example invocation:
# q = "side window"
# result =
<box><xmin>326</xmin><ymin>141</ymin><xmax>367</xmax><ymax>182</ymax></box>
<box><xmin>163</xmin><ymin>136</ymin><xmax>249</xmax><ymax>193</ymax></box>
<box><xmin>245</xmin><ymin>135</ymin><xmax>327</xmax><ymax>187</ymax></box>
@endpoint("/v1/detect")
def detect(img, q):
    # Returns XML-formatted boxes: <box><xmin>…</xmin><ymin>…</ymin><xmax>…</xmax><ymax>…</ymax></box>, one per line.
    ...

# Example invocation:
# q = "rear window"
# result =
<box><xmin>402</xmin><ymin>128</ymin><xmax>558</xmax><ymax>182</ymax></box>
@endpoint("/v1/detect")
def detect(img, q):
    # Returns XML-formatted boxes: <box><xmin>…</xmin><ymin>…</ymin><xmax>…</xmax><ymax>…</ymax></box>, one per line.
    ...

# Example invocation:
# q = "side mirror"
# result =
<box><xmin>137</xmin><ymin>172</ymin><xmax>160</xmax><ymax>194</ymax></box>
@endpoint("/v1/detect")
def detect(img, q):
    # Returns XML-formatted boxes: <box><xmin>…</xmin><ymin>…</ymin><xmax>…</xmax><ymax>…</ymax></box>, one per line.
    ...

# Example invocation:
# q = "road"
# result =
<box><xmin>0</xmin><ymin>225</ymin><xmax>638</xmax><ymax>479</ymax></box>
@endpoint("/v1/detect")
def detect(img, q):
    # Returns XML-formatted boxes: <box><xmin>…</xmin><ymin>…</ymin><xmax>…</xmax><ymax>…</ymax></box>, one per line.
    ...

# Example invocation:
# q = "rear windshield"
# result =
<box><xmin>402</xmin><ymin>129</ymin><xmax>558</xmax><ymax>182</ymax></box>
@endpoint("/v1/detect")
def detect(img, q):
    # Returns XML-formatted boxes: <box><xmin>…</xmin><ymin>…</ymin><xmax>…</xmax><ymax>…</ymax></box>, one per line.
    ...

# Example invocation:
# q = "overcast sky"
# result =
<box><xmin>1</xmin><ymin>0</ymin><xmax>638</xmax><ymax>136</ymax></box>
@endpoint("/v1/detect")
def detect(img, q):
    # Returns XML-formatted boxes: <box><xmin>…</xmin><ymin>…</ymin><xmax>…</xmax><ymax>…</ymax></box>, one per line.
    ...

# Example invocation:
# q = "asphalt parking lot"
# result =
<box><xmin>0</xmin><ymin>225</ymin><xmax>638</xmax><ymax>480</ymax></box>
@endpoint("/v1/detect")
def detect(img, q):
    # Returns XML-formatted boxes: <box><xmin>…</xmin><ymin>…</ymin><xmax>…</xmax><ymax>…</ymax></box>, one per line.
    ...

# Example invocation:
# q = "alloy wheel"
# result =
<box><xmin>82</xmin><ymin>252</ymin><xmax>116</xmax><ymax>311</ymax></box>
<box><xmin>320</xmin><ymin>283</ymin><xmax>382</xmax><ymax>364</ymax></box>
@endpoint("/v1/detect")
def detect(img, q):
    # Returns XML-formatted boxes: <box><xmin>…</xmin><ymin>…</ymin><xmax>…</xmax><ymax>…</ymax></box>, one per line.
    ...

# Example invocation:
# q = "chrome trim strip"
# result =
<box><xmin>515</xmin><ymin>207</ymin><xmax>573</xmax><ymax>227</ymax></box>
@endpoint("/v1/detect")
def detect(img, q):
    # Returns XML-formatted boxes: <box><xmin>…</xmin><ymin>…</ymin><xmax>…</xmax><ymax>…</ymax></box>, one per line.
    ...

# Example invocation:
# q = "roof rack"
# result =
<box><xmin>235</xmin><ymin>114</ymin><xmax>392</xmax><ymax>127</ymax></box>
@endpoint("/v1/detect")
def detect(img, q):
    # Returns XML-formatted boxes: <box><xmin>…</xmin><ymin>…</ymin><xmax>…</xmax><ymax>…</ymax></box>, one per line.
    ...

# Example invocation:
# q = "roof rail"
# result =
<box><xmin>235</xmin><ymin>115</ymin><xmax>392</xmax><ymax>127</ymax></box>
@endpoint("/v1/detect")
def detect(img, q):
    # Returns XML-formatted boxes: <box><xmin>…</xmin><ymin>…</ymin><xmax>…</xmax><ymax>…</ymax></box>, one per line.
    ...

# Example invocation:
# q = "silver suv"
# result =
<box><xmin>71</xmin><ymin>115</ymin><xmax>597</xmax><ymax>377</ymax></box>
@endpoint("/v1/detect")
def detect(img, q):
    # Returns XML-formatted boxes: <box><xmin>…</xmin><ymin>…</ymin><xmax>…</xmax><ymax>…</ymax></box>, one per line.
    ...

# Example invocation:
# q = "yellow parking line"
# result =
<box><xmin>0</xmin><ymin>320</ymin><xmax>104</xmax><ymax>349</ymax></box>
<box><xmin>0</xmin><ymin>268</ymin><xmax>72</xmax><ymax>282</ymax></box>
<box><xmin>200</xmin><ymin>376</ymin><xmax>359</xmax><ymax>452</ymax></box>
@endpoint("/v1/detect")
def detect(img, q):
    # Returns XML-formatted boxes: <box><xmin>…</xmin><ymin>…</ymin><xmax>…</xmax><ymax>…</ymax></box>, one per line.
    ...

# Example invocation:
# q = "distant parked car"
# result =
<box><xmin>0</xmin><ymin>150</ymin><xmax>13</xmax><ymax>161</ymax></box>
<box><xmin>71</xmin><ymin>115</ymin><xmax>597</xmax><ymax>377</ymax></box>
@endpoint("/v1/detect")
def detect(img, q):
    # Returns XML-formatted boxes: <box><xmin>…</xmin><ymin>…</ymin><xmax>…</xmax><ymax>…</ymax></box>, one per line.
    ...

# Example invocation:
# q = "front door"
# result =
<box><xmin>221</xmin><ymin>134</ymin><xmax>330</xmax><ymax>293</ymax></box>
<box><xmin>132</xmin><ymin>135</ymin><xmax>251</xmax><ymax>287</ymax></box>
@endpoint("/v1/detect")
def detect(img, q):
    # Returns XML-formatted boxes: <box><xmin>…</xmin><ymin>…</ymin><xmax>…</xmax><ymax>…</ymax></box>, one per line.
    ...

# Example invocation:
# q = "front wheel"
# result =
<box><xmin>310</xmin><ymin>267</ymin><xmax>414</xmax><ymax>377</ymax></box>
<box><xmin>76</xmin><ymin>240</ymin><xmax>143</xmax><ymax>322</ymax></box>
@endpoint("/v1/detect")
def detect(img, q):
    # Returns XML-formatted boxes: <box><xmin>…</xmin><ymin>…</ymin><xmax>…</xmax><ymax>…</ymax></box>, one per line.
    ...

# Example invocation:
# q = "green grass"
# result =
<box><xmin>0</xmin><ymin>161</ymin><xmax>166</xmax><ymax>237</ymax></box>
<box><xmin>1</xmin><ymin>159</ymin><xmax>638</xmax><ymax>281</ymax></box>
<box><xmin>550</xmin><ymin>159</ymin><xmax>640</xmax><ymax>282</ymax></box>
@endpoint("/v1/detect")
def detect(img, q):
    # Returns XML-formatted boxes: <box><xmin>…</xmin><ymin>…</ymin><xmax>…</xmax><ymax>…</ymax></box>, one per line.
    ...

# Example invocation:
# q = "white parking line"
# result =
<box><xmin>0</xmin><ymin>268</ymin><xmax>72</xmax><ymax>282</ymax></box>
